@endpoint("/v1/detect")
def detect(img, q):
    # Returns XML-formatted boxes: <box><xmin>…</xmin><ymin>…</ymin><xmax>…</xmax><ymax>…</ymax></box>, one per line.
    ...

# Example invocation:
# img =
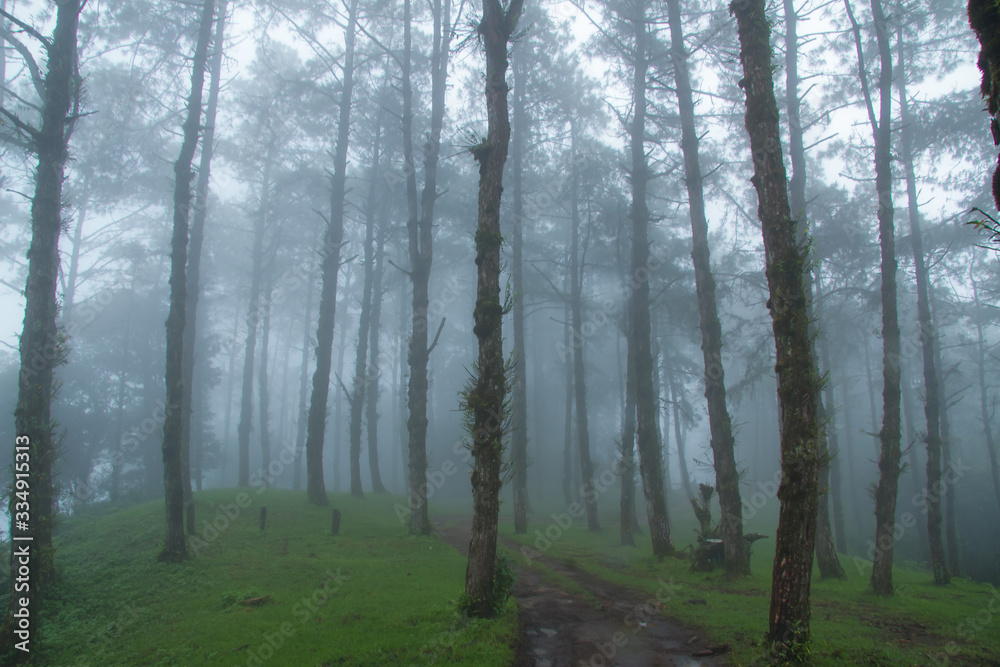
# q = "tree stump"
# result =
<box><xmin>259</xmin><ymin>507</ymin><xmax>267</xmax><ymax>532</ymax></box>
<box><xmin>331</xmin><ymin>508</ymin><xmax>341</xmax><ymax>535</ymax></box>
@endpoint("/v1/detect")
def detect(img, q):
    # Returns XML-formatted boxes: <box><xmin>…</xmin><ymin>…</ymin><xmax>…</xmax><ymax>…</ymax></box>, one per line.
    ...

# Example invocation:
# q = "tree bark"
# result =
<box><xmin>510</xmin><ymin>42</ymin><xmax>529</xmax><ymax>535</ymax></box>
<box><xmin>620</xmin><ymin>302</ymin><xmax>637</xmax><ymax>546</ymax></box>
<box><xmin>348</xmin><ymin>115</ymin><xmax>385</xmax><ymax>499</ymax></box>
<box><xmin>629</xmin><ymin>0</ymin><xmax>672</xmax><ymax>558</ymax></box>
<box><xmin>569</xmin><ymin>127</ymin><xmax>599</xmax><ymax>533</ymax></box>
<box><xmin>563</xmin><ymin>303</ymin><xmax>574</xmax><ymax>508</ymax></box>
<box><xmin>2</xmin><ymin>0</ymin><xmax>82</xmax><ymax>653</ymax></box>
<box><xmin>258</xmin><ymin>281</ymin><xmax>273</xmax><ymax>486</ymax></box>
<box><xmin>464</xmin><ymin>0</ymin><xmax>522</xmax><ymax>618</ymax></box>
<box><xmin>402</xmin><ymin>0</ymin><xmax>452</xmax><ymax>534</ymax></box>
<box><xmin>894</xmin><ymin>33</ymin><xmax>950</xmax><ymax>583</ymax></box>
<box><xmin>304</xmin><ymin>0</ymin><xmax>358</xmax><ymax>506</ymax></box>
<box><xmin>293</xmin><ymin>258</ymin><xmax>316</xmax><ymax>491</ymax></box>
<box><xmin>367</xmin><ymin>213</ymin><xmax>388</xmax><ymax>494</ymax></box>
<box><xmin>667</xmin><ymin>0</ymin><xmax>744</xmax><ymax>574</ymax></box>
<box><xmin>731</xmin><ymin>0</ymin><xmax>822</xmax><ymax>650</ymax></box>
<box><xmin>237</xmin><ymin>152</ymin><xmax>271</xmax><ymax>487</ymax></box>
<box><xmin>845</xmin><ymin>0</ymin><xmax>905</xmax><ymax>595</ymax></box>
<box><xmin>160</xmin><ymin>0</ymin><xmax>215</xmax><ymax>563</ymax></box>
<box><xmin>819</xmin><ymin>338</ymin><xmax>848</xmax><ymax>555</ymax></box>
<box><xmin>181</xmin><ymin>0</ymin><xmax>228</xmax><ymax>531</ymax></box>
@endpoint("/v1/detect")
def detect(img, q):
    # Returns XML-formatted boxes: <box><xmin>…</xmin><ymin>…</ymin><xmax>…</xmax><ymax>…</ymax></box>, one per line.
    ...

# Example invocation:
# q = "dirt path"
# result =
<box><xmin>433</xmin><ymin>517</ymin><xmax>730</xmax><ymax>667</ymax></box>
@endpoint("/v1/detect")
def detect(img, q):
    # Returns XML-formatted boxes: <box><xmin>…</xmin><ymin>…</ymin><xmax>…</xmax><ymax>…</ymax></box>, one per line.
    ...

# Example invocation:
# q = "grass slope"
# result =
<box><xmin>25</xmin><ymin>489</ymin><xmax>516</xmax><ymax>667</ymax></box>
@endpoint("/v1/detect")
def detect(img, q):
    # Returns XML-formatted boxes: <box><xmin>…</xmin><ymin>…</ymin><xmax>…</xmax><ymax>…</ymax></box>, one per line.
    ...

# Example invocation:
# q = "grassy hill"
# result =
<box><xmin>19</xmin><ymin>489</ymin><xmax>516</xmax><ymax>666</ymax></box>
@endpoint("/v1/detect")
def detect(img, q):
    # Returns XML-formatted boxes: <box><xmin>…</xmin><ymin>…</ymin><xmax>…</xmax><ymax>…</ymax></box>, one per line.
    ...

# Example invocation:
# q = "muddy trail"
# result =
<box><xmin>433</xmin><ymin>517</ymin><xmax>731</xmax><ymax>667</ymax></box>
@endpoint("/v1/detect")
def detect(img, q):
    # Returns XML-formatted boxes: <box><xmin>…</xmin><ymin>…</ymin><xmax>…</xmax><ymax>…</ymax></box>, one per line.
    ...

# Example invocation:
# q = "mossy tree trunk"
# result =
<box><xmin>1</xmin><ymin>0</ymin><xmax>82</xmax><ymax>655</ymax></box>
<box><xmin>161</xmin><ymin>0</ymin><xmax>216</xmax><ymax>563</ymax></box>
<box><xmin>731</xmin><ymin>0</ymin><xmax>822</xmax><ymax>652</ymax></box>
<box><xmin>464</xmin><ymin>0</ymin><xmax>522</xmax><ymax>618</ymax></box>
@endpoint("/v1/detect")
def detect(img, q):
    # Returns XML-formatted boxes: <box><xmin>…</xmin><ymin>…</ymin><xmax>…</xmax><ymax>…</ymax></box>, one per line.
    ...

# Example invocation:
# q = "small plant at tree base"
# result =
<box><xmin>458</xmin><ymin>553</ymin><xmax>517</xmax><ymax>618</ymax></box>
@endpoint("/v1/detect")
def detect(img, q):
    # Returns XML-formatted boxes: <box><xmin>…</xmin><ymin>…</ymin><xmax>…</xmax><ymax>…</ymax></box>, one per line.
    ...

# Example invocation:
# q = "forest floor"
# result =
<box><xmin>434</xmin><ymin>516</ymin><xmax>728</xmax><ymax>667</ymax></box>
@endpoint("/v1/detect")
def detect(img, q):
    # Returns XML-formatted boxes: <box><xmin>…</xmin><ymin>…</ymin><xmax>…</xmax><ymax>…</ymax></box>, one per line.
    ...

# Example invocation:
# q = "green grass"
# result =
<box><xmin>26</xmin><ymin>489</ymin><xmax>516</xmax><ymax>666</ymax></box>
<box><xmin>501</xmin><ymin>507</ymin><xmax>1000</xmax><ymax>666</ymax></box>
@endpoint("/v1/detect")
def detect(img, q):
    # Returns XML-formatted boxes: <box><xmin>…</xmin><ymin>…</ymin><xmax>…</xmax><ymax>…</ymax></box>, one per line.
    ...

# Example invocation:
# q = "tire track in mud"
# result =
<box><xmin>433</xmin><ymin>517</ymin><xmax>730</xmax><ymax>667</ymax></box>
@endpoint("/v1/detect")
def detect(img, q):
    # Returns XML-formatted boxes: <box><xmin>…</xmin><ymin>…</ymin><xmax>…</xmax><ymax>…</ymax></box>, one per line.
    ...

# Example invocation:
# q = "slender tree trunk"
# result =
<box><xmin>367</xmin><ymin>216</ymin><xmax>388</xmax><ymax>494</ymax></box>
<box><xmin>2</xmin><ymin>4</ymin><xmax>82</xmax><ymax>645</ymax></box>
<box><xmin>222</xmin><ymin>309</ymin><xmax>239</xmax><ymax>482</ymax></box>
<box><xmin>569</xmin><ymin>128</ymin><xmax>599</xmax><ymax>532</ymax></box>
<box><xmin>620</xmin><ymin>299</ymin><xmax>637</xmax><ymax>546</ymax></box>
<box><xmin>304</xmin><ymin>0</ymin><xmax>358</xmax><ymax>506</ymax></box>
<box><xmin>293</xmin><ymin>259</ymin><xmax>316</xmax><ymax>491</ymax></box>
<box><xmin>900</xmin><ymin>362</ymin><xmax>930</xmax><ymax>560</ymax></box>
<box><xmin>732</xmin><ymin>0</ymin><xmax>822</xmax><ymax>650</ymax></box>
<box><xmin>668</xmin><ymin>369</ymin><xmax>694</xmax><ymax>502</ymax></box>
<box><xmin>158</xmin><ymin>0</ymin><xmax>214</xmax><ymax>564</ymax></box>
<box><xmin>819</xmin><ymin>338</ymin><xmax>848</xmax><ymax>554</ymax></box>
<box><xmin>783</xmin><ymin>0</ymin><xmax>843</xmax><ymax>580</ymax></box>
<box><xmin>844</xmin><ymin>0</ymin><xmax>905</xmax><ymax>595</ymax></box>
<box><xmin>181</xmin><ymin>0</ymin><xmax>227</xmax><ymax>531</ymax></box>
<box><xmin>667</xmin><ymin>0</ymin><xmax>744</xmax><ymax>574</ymax></box>
<box><xmin>563</xmin><ymin>303</ymin><xmax>574</xmax><ymax>508</ymax></box>
<box><xmin>348</xmin><ymin>118</ymin><xmax>385</xmax><ymax>499</ymax></box>
<box><xmin>930</xmin><ymin>288</ymin><xmax>959</xmax><ymax>576</ymax></box>
<box><xmin>464</xmin><ymin>0</ymin><xmax>522</xmax><ymax>618</ymax></box>
<box><xmin>629</xmin><ymin>0</ymin><xmax>672</xmax><ymax>557</ymax></box>
<box><xmin>333</xmin><ymin>313</ymin><xmax>349</xmax><ymax>492</ymax></box>
<box><xmin>892</xmin><ymin>19</ymin><xmax>949</xmax><ymax>586</ymax></box>
<box><xmin>510</xmin><ymin>43</ymin><xmax>529</xmax><ymax>535</ymax></box>
<box><xmin>840</xmin><ymin>367</ymin><xmax>865</xmax><ymax>539</ymax></box>
<box><xmin>60</xmin><ymin>190</ymin><xmax>87</xmax><ymax>329</ymax></box>
<box><xmin>402</xmin><ymin>0</ymin><xmax>452</xmax><ymax>534</ymax></box>
<box><xmin>237</xmin><ymin>156</ymin><xmax>270</xmax><ymax>487</ymax></box>
<box><xmin>258</xmin><ymin>282</ymin><xmax>273</xmax><ymax>486</ymax></box>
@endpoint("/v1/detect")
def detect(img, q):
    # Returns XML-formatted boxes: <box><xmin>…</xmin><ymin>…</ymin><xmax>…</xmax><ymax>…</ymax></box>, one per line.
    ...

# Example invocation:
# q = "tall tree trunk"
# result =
<box><xmin>900</xmin><ymin>362</ymin><xmax>930</xmax><ymax>560</ymax></box>
<box><xmin>819</xmin><ymin>338</ymin><xmax>848</xmax><ymax>554</ymax></box>
<box><xmin>784</xmin><ymin>0</ymin><xmax>843</xmax><ymax>580</ymax></box>
<box><xmin>620</xmin><ymin>303</ymin><xmax>637</xmax><ymax>546</ymax></box>
<box><xmin>402</xmin><ymin>0</ymin><xmax>452</xmax><ymax>535</ymax></box>
<box><xmin>845</xmin><ymin>0</ymin><xmax>905</xmax><ymax>595</ymax></box>
<box><xmin>2</xmin><ymin>12</ymin><xmax>83</xmax><ymax>647</ymax></box>
<box><xmin>464</xmin><ymin>0</ymin><xmax>522</xmax><ymax>618</ymax></box>
<box><xmin>349</xmin><ymin>117</ymin><xmax>385</xmax><ymax>499</ymax></box>
<box><xmin>304</xmin><ymin>0</ymin><xmax>358</xmax><ymax>506</ymax></box>
<box><xmin>892</xmin><ymin>18</ymin><xmax>949</xmax><ymax>586</ymax></box>
<box><xmin>563</xmin><ymin>303</ymin><xmax>574</xmax><ymax>508</ymax></box>
<box><xmin>732</xmin><ymin>0</ymin><xmax>821</xmax><ymax>650</ymax></box>
<box><xmin>668</xmin><ymin>368</ymin><xmax>694</xmax><ymax>501</ymax></box>
<box><xmin>258</xmin><ymin>282</ymin><xmax>273</xmax><ymax>486</ymax></box>
<box><xmin>159</xmin><ymin>0</ymin><xmax>215</xmax><ymax>563</ymax></box>
<box><xmin>222</xmin><ymin>309</ymin><xmax>239</xmax><ymax>482</ymax></box>
<box><xmin>667</xmin><ymin>0</ymin><xmax>744</xmax><ymax>574</ymax></box>
<box><xmin>629</xmin><ymin>0</ymin><xmax>672</xmax><ymax>558</ymax></box>
<box><xmin>930</xmin><ymin>288</ymin><xmax>959</xmax><ymax>576</ymax></box>
<box><xmin>569</xmin><ymin>127</ymin><xmax>599</xmax><ymax>532</ymax></box>
<box><xmin>510</xmin><ymin>42</ymin><xmax>529</xmax><ymax>535</ymax></box>
<box><xmin>367</xmin><ymin>218</ymin><xmax>387</xmax><ymax>494</ymax></box>
<box><xmin>293</xmin><ymin>260</ymin><xmax>316</xmax><ymax>491</ymax></box>
<box><xmin>972</xmin><ymin>256</ymin><xmax>1000</xmax><ymax>518</ymax></box>
<box><xmin>59</xmin><ymin>188</ymin><xmax>87</xmax><ymax>329</ymax></box>
<box><xmin>181</xmin><ymin>0</ymin><xmax>228</xmax><ymax>531</ymax></box>
<box><xmin>237</xmin><ymin>154</ymin><xmax>271</xmax><ymax>487</ymax></box>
